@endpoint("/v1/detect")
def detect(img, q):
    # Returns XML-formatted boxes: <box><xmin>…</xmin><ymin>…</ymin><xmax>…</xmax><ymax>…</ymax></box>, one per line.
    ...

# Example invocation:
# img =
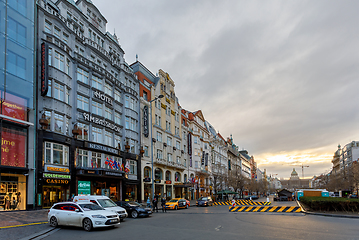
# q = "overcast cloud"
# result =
<box><xmin>92</xmin><ymin>0</ymin><xmax>359</xmax><ymax>178</ymax></box>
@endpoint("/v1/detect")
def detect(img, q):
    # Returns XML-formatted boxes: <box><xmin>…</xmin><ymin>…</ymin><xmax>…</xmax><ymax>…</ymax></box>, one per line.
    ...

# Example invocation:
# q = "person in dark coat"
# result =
<box><xmin>161</xmin><ymin>197</ymin><xmax>166</xmax><ymax>213</ymax></box>
<box><xmin>152</xmin><ymin>197</ymin><xmax>158</xmax><ymax>213</ymax></box>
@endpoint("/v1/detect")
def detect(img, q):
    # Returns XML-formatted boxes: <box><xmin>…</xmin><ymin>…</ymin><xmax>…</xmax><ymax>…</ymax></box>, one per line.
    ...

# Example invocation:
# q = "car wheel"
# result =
<box><xmin>83</xmin><ymin>218</ymin><xmax>93</xmax><ymax>232</ymax></box>
<box><xmin>49</xmin><ymin>216</ymin><xmax>58</xmax><ymax>227</ymax></box>
<box><xmin>186</xmin><ymin>204</ymin><xmax>189</xmax><ymax>209</ymax></box>
<box><xmin>175</xmin><ymin>205</ymin><xmax>178</xmax><ymax>210</ymax></box>
<box><xmin>131</xmin><ymin>211</ymin><xmax>138</xmax><ymax>218</ymax></box>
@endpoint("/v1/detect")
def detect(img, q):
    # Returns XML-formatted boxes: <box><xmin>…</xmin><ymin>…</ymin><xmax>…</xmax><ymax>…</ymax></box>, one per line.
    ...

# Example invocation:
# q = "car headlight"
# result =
<box><xmin>91</xmin><ymin>215</ymin><xmax>106</xmax><ymax>219</ymax></box>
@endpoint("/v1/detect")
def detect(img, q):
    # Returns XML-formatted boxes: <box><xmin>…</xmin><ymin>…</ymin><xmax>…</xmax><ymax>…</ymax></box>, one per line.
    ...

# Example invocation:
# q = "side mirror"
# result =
<box><xmin>75</xmin><ymin>209</ymin><xmax>80</xmax><ymax>212</ymax></box>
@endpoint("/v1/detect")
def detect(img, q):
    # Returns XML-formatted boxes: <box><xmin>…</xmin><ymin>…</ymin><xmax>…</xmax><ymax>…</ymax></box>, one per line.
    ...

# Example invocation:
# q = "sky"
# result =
<box><xmin>91</xmin><ymin>0</ymin><xmax>359</xmax><ymax>179</ymax></box>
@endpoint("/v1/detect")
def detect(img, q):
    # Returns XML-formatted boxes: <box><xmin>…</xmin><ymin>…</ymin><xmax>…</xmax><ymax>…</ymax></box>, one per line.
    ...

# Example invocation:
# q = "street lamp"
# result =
<box><xmin>149</xmin><ymin>94</ymin><xmax>164</xmax><ymax>201</ymax></box>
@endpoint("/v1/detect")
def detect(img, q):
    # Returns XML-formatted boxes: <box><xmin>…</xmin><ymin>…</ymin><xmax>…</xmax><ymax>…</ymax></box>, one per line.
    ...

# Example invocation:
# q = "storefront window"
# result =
<box><xmin>0</xmin><ymin>173</ymin><xmax>26</xmax><ymax>211</ymax></box>
<box><xmin>1</xmin><ymin>123</ymin><xmax>27</xmax><ymax>167</ymax></box>
<box><xmin>125</xmin><ymin>185</ymin><xmax>137</xmax><ymax>201</ymax></box>
<box><xmin>77</xmin><ymin>149</ymin><xmax>88</xmax><ymax>168</ymax></box>
<box><xmin>155</xmin><ymin>168</ymin><xmax>162</xmax><ymax>180</ymax></box>
<box><xmin>165</xmin><ymin>171</ymin><xmax>171</xmax><ymax>181</ymax></box>
<box><xmin>91</xmin><ymin>152</ymin><xmax>101</xmax><ymax>168</ymax></box>
<box><xmin>44</xmin><ymin>142</ymin><xmax>69</xmax><ymax>165</ymax></box>
<box><xmin>144</xmin><ymin>167</ymin><xmax>151</xmax><ymax>178</ymax></box>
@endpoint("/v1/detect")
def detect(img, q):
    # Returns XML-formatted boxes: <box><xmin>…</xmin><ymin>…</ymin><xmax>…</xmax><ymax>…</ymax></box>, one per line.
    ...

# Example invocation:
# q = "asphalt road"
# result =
<box><xmin>39</xmin><ymin>205</ymin><xmax>359</xmax><ymax>240</ymax></box>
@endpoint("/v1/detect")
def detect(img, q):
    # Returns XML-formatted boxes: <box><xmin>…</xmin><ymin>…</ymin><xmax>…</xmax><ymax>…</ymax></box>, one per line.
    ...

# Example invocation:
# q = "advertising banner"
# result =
<box><xmin>1</xmin><ymin>125</ymin><xmax>26</xmax><ymax>167</ymax></box>
<box><xmin>78</xmin><ymin>181</ymin><xmax>91</xmax><ymax>195</ymax></box>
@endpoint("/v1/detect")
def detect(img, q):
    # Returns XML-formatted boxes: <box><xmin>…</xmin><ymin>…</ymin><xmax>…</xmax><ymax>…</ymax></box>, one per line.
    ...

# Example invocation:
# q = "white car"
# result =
<box><xmin>48</xmin><ymin>201</ymin><xmax>120</xmax><ymax>231</ymax></box>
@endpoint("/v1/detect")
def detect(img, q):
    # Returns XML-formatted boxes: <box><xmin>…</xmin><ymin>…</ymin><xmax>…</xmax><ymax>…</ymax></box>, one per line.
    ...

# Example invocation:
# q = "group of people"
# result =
<box><xmin>147</xmin><ymin>195</ymin><xmax>167</xmax><ymax>213</ymax></box>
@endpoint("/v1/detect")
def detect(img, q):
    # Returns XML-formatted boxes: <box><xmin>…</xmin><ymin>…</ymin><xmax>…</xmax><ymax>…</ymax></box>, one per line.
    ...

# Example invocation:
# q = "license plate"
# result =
<box><xmin>110</xmin><ymin>219</ymin><xmax>118</xmax><ymax>223</ymax></box>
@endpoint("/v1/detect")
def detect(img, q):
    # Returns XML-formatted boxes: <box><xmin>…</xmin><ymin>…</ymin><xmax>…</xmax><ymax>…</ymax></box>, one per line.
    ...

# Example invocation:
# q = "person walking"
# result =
<box><xmin>161</xmin><ymin>197</ymin><xmax>166</xmax><ymax>213</ymax></box>
<box><xmin>152</xmin><ymin>197</ymin><xmax>158</xmax><ymax>213</ymax></box>
<box><xmin>147</xmin><ymin>197</ymin><xmax>151</xmax><ymax>208</ymax></box>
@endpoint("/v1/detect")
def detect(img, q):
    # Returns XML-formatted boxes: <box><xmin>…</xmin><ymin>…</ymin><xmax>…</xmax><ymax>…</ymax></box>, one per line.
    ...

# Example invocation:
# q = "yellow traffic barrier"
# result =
<box><xmin>229</xmin><ymin>206</ymin><xmax>302</xmax><ymax>213</ymax></box>
<box><xmin>214</xmin><ymin>200</ymin><xmax>271</xmax><ymax>206</ymax></box>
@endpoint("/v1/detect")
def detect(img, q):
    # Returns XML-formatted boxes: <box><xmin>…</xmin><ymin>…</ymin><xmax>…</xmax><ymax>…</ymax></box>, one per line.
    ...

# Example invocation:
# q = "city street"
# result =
<box><xmin>38</xmin><ymin>205</ymin><xmax>359</xmax><ymax>240</ymax></box>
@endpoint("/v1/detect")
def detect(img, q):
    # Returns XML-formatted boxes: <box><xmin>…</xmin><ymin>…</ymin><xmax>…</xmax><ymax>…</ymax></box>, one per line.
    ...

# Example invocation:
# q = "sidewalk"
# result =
<box><xmin>0</xmin><ymin>209</ymin><xmax>48</xmax><ymax>228</ymax></box>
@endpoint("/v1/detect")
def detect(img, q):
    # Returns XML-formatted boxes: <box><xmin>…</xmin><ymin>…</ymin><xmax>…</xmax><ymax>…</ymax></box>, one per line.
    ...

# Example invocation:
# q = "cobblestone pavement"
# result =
<box><xmin>0</xmin><ymin>209</ymin><xmax>48</xmax><ymax>228</ymax></box>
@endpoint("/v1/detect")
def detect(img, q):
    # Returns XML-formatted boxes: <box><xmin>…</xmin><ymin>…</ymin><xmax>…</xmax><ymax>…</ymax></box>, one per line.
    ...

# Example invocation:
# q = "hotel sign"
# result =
<box><xmin>87</xmin><ymin>142</ymin><xmax>119</xmax><ymax>155</ymax></box>
<box><xmin>83</xmin><ymin>112</ymin><xmax>121</xmax><ymax>133</ymax></box>
<box><xmin>93</xmin><ymin>90</ymin><xmax>113</xmax><ymax>106</ymax></box>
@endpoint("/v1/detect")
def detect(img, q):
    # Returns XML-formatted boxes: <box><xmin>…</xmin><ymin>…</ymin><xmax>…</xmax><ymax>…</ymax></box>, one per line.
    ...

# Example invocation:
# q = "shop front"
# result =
<box><xmin>42</xmin><ymin>166</ymin><xmax>71</xmax><ymax>208</ymax></box>
<box><xmin>174</xmin><ymin>183</ymin><xmax>192</xmax><ymax>199</ymax></box>
<box><xmin>165</xmin><ymin>181</ymin><xmax>172</xmax><ymax>199</ymax></box>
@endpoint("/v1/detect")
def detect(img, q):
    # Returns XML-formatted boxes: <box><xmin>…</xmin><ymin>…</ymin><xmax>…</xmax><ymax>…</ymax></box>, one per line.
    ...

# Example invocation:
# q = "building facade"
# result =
<box><xmin>36</xmin><ymin>0</ymin><xmax>141</xmax><ymax>208</ymax></box>
<box><xmin>0</xmin><ymin>0</ymin><xmax>36</xmax><ymax>211</ymax></box>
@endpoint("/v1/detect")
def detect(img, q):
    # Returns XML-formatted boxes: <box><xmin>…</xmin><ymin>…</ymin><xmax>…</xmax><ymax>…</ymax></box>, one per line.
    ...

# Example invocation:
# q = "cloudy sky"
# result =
<box><xmin>92</xmin><ymin>0</ymin><xmax>359</xmax><ymax>178</ymax></box>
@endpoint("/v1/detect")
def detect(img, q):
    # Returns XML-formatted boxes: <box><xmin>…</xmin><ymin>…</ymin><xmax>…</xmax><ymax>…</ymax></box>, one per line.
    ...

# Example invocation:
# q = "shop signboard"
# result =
<box><xmin>1</xmin><ymin>125</ymin><xmax>26</xmax><ymax>167</ymax></box>
<box><xmin>154</xmin><ymin>179</ymin><xmax>161</xmax><ymax>183</ymax></box>
<box><xmin>45</xmin><ymin>164</ymin><xmax>70</xmax><ymax>173</ymax></box>
<box><xmin>143</xmin><ymin>106</ymin><xmax>149</xmax><ymax>137</ymax></box>
<box><xmin>144</xmin><ymin>177</ymin><xmax>151</xmax><ymax>182</ymax></box>
<box><xmin>78</xmin><ymin>181</ymin><xmax>91</xmax><ymax>195</ymax></box>
<box><xmin>165</xmin><ymin>180</ymin><xmax>172</xmax><ymax>184</ymax></box>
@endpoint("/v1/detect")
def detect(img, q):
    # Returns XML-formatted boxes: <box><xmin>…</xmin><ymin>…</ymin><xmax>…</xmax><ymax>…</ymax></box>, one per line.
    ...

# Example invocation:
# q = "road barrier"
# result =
<box><xmin>229</xmin><ymin>206</ymin><xmax>302</xmax><ymax>213</ymax></box>
<box><xmin>214</xmin><ymin>200</ymin><xmax>271</xmax><ymax>206</ymax></box>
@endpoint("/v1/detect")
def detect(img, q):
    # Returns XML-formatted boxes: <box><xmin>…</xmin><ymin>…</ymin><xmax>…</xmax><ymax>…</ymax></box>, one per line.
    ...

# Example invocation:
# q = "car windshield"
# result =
<box><xmin>97</xmin><ymin>199</ymin><xmax>117</xmax><ymax>208</ymax></box>
<box><xmin>127</xmin><ymin>201</ymin><xmax>141</xmax><ymax>207</ymax></box>
<box><xmin>79</xmin><ymin>203</ymin><xmax>104</xmax><ymax>211</ymax></box>
<box><xmin>169</xmin><ymin>199</ymin><xmax>178</xmax><ymax>203</ymax></box>
<box><xmin>199</xmin><ymin>197</ymin><xmax>208</xmax><ymax>201</ymax></box>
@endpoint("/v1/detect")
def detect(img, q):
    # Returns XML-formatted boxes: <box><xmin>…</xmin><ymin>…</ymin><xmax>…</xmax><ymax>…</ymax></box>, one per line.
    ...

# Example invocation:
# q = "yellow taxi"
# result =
<box><xmin>165</xmin><ymin>198</ymin><xmax>188</xmax><ymax>210</ymax></box>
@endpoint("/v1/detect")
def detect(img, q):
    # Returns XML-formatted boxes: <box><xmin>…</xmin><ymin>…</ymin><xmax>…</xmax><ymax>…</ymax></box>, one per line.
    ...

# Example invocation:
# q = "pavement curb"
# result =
<box><xmin>18</xmin><ymin>227</ymin><xmax>60</xmax><ymax>240</ymax></box>
<box><xmin>296</xmin><ymin>200</ymin><xmax>359</xmax><ymax>219</ymax></box>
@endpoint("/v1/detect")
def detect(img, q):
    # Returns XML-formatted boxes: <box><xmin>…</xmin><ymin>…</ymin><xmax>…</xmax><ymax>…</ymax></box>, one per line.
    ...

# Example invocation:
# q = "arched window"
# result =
<box><xmin>184</xmin><ymin>174</ymin><xmax>187</xmax><ymax>182</ymax></box>
<box><xmin>144</xmin><ymin>166</ymin><xmax>151</xmax><ymax>178</ymax></box>
<box><xmin>165</xmin><ymin>170</ymin><xmax>171</xmax><ymax>181</ymax></box>
<box><xmin>175</xmin><ymin>172</ymin><xmax>181</xmax><ymax>182</ymax></box>
<box><xmin>155</xmin><ymin>168</ymin><xmax>163</xmax><ymax>180</ymax></box>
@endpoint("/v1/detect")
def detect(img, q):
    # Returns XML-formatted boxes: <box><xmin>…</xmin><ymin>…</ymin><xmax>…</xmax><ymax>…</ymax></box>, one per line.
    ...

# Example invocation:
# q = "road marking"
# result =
<box><xmin>215</xmin><ymin>225</ymin><xmax>222</xmax><ymax>231</ymax></box>
<box><xmin>0</xmin><ymin>222</ymin><xmax>48</xmax><ymax>229</ymax></box>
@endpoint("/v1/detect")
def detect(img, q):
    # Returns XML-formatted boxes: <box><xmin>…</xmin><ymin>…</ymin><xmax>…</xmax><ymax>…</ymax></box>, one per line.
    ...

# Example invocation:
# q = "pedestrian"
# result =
<box><xmin>152</xmin><ymin>197</ymin><xmax>158</xmax><ymax>213</ymax></box>
<box><xmin>147</xmin><ymin>197</ymin><xmax>151</xmax><ymax>208</ymax></box>
<box><xmin>161</xmin><ymin>197</ymin><xmax>166</xmax><ymax>213</ymax></box>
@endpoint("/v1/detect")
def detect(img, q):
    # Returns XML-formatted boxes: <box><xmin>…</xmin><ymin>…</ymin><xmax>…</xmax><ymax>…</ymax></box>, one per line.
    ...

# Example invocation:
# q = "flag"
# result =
<box><xmin>125</xmin><ymin>160</ymin><xmax>130</xmax><ymax>173</ymax></box>
<box><xmin>105</xmin><ymin>157</ymin><xmax>112</xmax><ymax>169</ymax></box>
<box><xmin>109</xmin><ymin>158</ymin><xmax>115</xmax><ymax>169</ymax></box>
<box><xmin>91</xmin><ymin>159</ymin><xmax>94</xmax><ymax>169</ymax></box>
<box><xmin>112</xmin><ymin>159</ymin><xmax>119</xmax><ymax>170</ymax></box>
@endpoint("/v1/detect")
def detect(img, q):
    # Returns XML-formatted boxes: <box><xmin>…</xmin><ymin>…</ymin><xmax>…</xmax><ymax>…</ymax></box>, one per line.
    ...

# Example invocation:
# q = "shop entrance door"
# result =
<box><xmin>43</xmin><ymin>186</ymin><xmax>67</xmax><ymax>208</ymax></box>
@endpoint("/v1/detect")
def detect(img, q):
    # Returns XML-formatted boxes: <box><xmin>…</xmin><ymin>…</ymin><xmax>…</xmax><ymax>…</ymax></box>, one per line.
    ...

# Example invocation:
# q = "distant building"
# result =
<box><xmin>280</xmin><ymin>168</ymin><xmax>310</xmax><ymax>190</ymax></box>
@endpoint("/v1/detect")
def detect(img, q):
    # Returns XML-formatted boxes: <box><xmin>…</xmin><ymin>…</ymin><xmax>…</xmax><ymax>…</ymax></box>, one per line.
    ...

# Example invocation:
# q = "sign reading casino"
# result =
<box><xmin>83</xmin><ymin>112</ymin><xmax>121</xmax><ymax>133</ymax></box>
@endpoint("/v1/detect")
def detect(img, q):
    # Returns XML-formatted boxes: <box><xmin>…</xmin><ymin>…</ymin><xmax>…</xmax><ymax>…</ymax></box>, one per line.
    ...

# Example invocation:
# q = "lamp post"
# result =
<box><xmin>149</xmin><ymin>94</ymin><xmax>164</xmax><ymax>201</ymax></box>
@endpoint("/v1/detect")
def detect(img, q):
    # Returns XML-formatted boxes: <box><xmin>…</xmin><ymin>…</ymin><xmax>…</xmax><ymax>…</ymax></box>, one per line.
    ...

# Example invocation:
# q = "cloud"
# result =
<box><xmin>92</xmin><ymin>0</ymin><xmax>359</xmax><ymax>178</ymax></box>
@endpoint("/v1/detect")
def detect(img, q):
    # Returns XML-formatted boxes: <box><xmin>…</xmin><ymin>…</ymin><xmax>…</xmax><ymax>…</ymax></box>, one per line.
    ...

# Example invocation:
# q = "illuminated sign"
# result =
<box><xmin>40</xmin><ymin>42</ymin><xmax>49</xmax><ymax>96</ymax></box>
<box><xmin>1</xmin><ymin>125</ymin><xmax>26</xmax><ymax>167</ymax></box>
<box><xmin>143</xmin><ymin>106</ymin><xmax>149</xmax><ymax>137</ymax></box>
<box><xmin>45</xmin><ymin>179</ymin><xmax>69</xmax><ymax>184</ymax></box>
<box><xmin>87</xmin><ymin>142</ymin><xmax>119</xmax><ymax>155</ymax></box>
<box><xmin>46</xmin><ymin>166</ymin><xmax>70</xmax><ymax>173</ymax></box>
<box><xmin>165</xmin><ymin>180</ymin><xmax>172</xmax><ymax>184</ymax></box>
<box><xmin>43</xmin><ymin>173</ymin><xmax>70</xmax><ymax>179</ymax></box>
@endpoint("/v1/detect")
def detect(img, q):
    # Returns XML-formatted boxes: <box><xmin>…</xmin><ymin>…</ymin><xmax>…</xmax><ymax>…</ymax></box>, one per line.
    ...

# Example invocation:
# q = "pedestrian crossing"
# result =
<box><xmin>214</xmin><ymin>200</ymin><xmax>271</xmax><ymax>206</ymax></box>
<box><xmin>229</xmin><ymin>206</ymin><xmax>302</xmax><ymax>213</ymax></box>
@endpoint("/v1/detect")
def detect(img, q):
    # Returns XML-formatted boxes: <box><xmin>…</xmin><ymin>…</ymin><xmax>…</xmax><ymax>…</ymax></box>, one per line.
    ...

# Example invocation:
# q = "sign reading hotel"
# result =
<box><xmin>93</xmin><ymin>90</ymin><xmax>113</xmax><ymax>105</ymax></box>
<box><xmin>83</xmin><ymin>112</ymin><xmax>121</xmax><ymax>133</ymax></box>
<box><xmin>87</xmin><ymin>142</ymin><xmax>119</xmax><ymax>155</ymax></box>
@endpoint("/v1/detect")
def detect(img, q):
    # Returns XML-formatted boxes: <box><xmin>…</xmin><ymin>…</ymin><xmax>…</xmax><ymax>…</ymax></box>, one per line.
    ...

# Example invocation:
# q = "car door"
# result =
<box><xmin>53</xmin><ymin>204</ymin><xmax>71</xmax><ymax>225</ymax></box>
<box><xmin>66</xmin><ymin>204</ymin><xmax>83</xmax><ymax>226</ymax></box>
<box><xmin>179</xmin><ymin>199</ymin><xmax>186</xmax><ymax>208</ymax></box>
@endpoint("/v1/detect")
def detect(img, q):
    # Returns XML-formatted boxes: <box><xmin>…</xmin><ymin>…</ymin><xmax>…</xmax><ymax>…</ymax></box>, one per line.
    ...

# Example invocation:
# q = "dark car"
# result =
<box><xmin>196</xmin><ymin>197</ymin><xmax>213</xmax><ymax>207</ymax></box>
<box><xmin>115</xmin><ymin>201</ymin><xmax>152</xmax><ymax>218</ymax></box>
<box><xmin>244</xmin><ymin>195</ymin><xmax>259</xmax><ymax>200</ymax></box>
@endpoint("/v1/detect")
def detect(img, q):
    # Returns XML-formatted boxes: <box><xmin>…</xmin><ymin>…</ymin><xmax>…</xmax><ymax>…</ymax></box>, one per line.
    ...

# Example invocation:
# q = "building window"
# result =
<box><xmin>92</xmin><ymin>101</ymin><xmax>102</xmax><ymax>115</ymax></box>
<box><xmin>114</xmin><ymin>112</ymin><xmax>121</xmax><ymax>125</ymax></box>
<box><xmin>46</xmin><ymin>79</ymin><xmax>52</xmax><ymax>97</ymax></box>
<box><xmin>157</xmin><ymin>149</ymin><xmax>163</xmax><ymax>159</ymax></box>
<box><xmin>130</xmin><ymin>118</ymin><xmax>137</xmax><ymax>131</ymax></box>
<box><xmin>176</xmin><ymin>156</ymin><xmax>180</xmax><ymax>164</ymax></box>
<box><xmin>77</xmin><ymin>123</ymin><xmax>89</xmax><ymax>140</ymax></box>
<box><xmin>125</xmin><ymin>96</ymin><xmax>129</xmax><ymax>108</ymax></box>
<box><xmin>104</xmin><ymin>83</ymin><xmax>112</xmax><ymax>97</ymax></box>
<box><xmin>92</xmin><ymin>152</ymin><xmax>101</xmax><ymax>168</ymax></box>
<box><xmin>45</xmin><ymin>142</ymin><xmax>69</xmax><ymax>165</ymax></box>
<box><xmin>53</xmin><ymin>82</ymin><xmax>64</xmax><ymax>102</ymax></box>
<box><xmin>77</xmin><ymin>68</ymin><xmax>89</xmax><ymax>84</ymax></box>
<box><xmin>65</xmin><ymin>59</ymin><xmax>70</xmax><ymax>75</ymax></box>
<box><xmin>144</xmin><ymin>146</ymin><xmax>149</xmax><ymax>157</ymax></box>
<box><xmin>63</xmin><ymin>33</ymin><xmax>69</xmax><ymax>44</ymax></box>
<box><xmin>105</xmin><ymin>107</ymin><xmax>112</xmax><ymax>120</ymax></box>
<box><xmin>54</xmin><ymin>51</ymin><xmax>64</xmax><ymax>71</ymax></box>
<box><xmin>125</xmin><ymin>117</ymin><xmax>130</xmax><ymax>129</ymax></box>
<box><xmin>77</xmin><ymin>95</ymin><xmax>89</xmax><ymax>111</ymax></box>
<box><xmin>157</xmin><ymin>132</ymin><xmax>162</xmax><ymax>142</ymax></box>
<box><xmin>77</xmin><ymin>149</ymin><xmax>88</xmax><ymax>167</ymax></box>
<box><xmin>114</xmin><ymin>89</ymin><xmax>121</xmax><ymax>102</ymax></box>
<box><xmin>130</xmin><ymin>139</ymin><xmax>136</xmax><ymax>153</ymax></box>
<box><xmin>167</xmin><ymin>153</ymin><xmax>172</xmax><ymax>162</ymax></box>
<box><xmin>65</xmin><ymin>87</ymin><xmax>70</xmax><ymax>104</ymax></box>
<box><xmin>7</xmin><ymin>50</ymin><xmax>25</xmax><ymax>79</ymax></box>
<box><xmin>176</xmin><ymin>141</ymin><xmax>180</xmax><ymax>150</ymax></box>
<box><xmin>8</xmin><ymin>17</ymin><xmax>26</xmax><ymax>46</ymax></box>
<box><xmin>54</xmin><ymin>26</ymin><xmax>60</xmax><ymax>38</ymax></box>
<box><xmin>167</xmin><ymin>137</ymin><xmax>172</xmax><ymax>146</ymax></box>
<box><xmin>115</xmin><ymin>135</ymin><xmax>121</xmax><ymax>149</ymax></box>
<box><xmin>45</xmin><ymin>20</ymin><xmax>52</xmax><ymax>33</ymax></box>
<box><xmin>92</xmin><ymin>126</ymin><xmax>102</xmax><ymax>143</ymax></box>
<box><xmin>129</xmin><ymin>160</ymin><xmax>137</xmax><ymax>175</ymax></box>
<box><xmin>143</xmin><ymin>91</ymin><xmax>148</xmax><ymax>101</ymax></box>
<box><xmin>105</xmin><ymin>131</ymin><xmax>113</xmax><ymax>147</ymax></box>
<box><xmin>92</xmin><ymin>75</ymin><xmax>102</xmax><ymax>90</ymax></box>
<box><xmin>44</xmin><ymin>110</ymin><xmax>51</xmax><ymax>130</ymax></box>
<box><xmin>54</xmin><ymin>113</ymin><xmax>64</xmax><ymax>133</ymax></box>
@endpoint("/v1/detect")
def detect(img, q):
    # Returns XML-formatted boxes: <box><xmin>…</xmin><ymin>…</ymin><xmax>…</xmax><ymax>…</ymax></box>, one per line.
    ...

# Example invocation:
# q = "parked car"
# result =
<box><xmin>73</xmin><ymin>195</ymin><xmax>127</xmax><ymax>221</ymax></box>
<box><xmin>165</xmin><ymin>198</ymin><xmax>188</xmax><ymax>210</ymax></box>
<box><xmin>196</xmin><ymin>197</ymin><xmax>213</xmax><ymax>207</ymax></box>
<box><xmin>115</xmin><ymin>201</ymin><xmax>152</xmax><ymax>218</ymax></box>
<box><xmin>48</xmin><ymin>201</ymin><xmax>120</xmax><ymax>231</ymax></box>
<box><xmin>349</xmin><ymin>194</ymin><xmax>358</xmax><ymax>199</ymax></box>
<box><xmin>244</xmin><ymin>195</ymin><xmax>259</xmax><ymax>200</ymax></box>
